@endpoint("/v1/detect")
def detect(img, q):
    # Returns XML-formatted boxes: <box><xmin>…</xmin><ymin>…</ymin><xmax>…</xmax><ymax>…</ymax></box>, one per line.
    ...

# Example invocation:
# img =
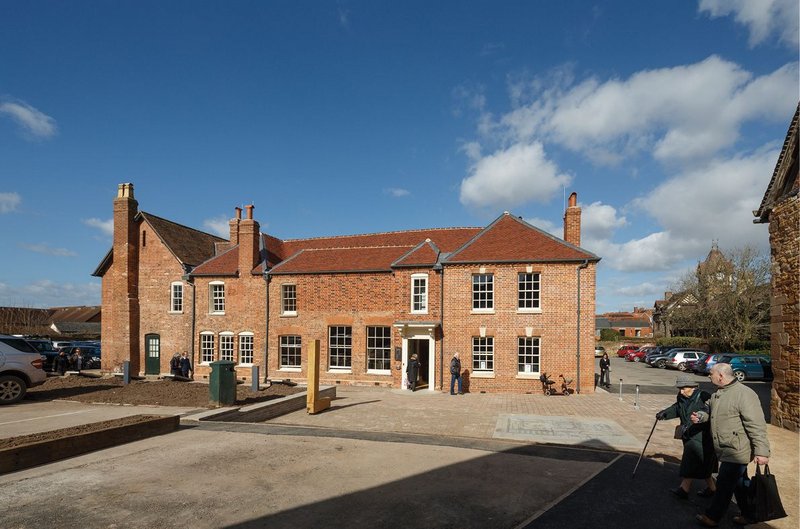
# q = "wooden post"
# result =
<box><xmin>306</xmin><ymin>340</ymin><xmax>331</xmax><ymax>414</ymax></box>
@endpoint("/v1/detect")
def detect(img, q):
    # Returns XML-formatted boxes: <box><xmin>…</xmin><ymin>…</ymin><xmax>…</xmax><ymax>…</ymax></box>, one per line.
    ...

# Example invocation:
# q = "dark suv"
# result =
<box><xmin>26</xmin><ymin>339</ymin><xmax>60</xmax><ymax>372</ymax></box>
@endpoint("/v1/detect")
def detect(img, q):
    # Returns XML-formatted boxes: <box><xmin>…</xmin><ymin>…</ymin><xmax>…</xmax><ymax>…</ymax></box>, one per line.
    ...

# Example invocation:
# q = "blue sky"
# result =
<box><xmin>0</xmin><ymin>1</ymin><xmax>797</xmax><ymax>313</ymax></box>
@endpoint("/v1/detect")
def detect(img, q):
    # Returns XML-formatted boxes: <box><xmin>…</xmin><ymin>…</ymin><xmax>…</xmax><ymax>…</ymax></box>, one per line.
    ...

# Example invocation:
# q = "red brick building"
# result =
<box><xmin>94</xmin><ymin>184</ymin><xmax>600</xmax><ymax>394</ymax></box>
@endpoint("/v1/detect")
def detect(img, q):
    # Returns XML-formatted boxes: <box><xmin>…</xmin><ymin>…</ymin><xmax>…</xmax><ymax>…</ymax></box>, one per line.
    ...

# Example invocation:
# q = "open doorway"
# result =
<box><xmin>408</xmin><ymin>338</ymin><xmax>430</xmax><ymax>390</ymax></box>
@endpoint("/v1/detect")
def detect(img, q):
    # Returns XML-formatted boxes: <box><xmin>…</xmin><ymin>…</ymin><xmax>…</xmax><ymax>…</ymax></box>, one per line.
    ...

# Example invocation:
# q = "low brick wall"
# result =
<box><xmin>0</xmin><ymin>415</ymin><xmax>179</xmax><ymax>474</ymax></box>
<box><xmin>199</xmin><ymin>386</ymin><xmax>336</xmax><ymax>423</ymax></box>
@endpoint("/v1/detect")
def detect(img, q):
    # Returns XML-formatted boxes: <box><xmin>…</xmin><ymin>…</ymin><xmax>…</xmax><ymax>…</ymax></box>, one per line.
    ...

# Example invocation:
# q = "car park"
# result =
<box><xmin>594</xmin><ymin>345</ymin><xmax>606</xmax><ymax>358</ymax></box>
<box><xmin>59</xmin><ymin>345</ymin><xmax>102</xmax><ymax>370</ymax></box>
<box><xmin>685</xmin><ymin>353</ymin><xmax>708</xmax><ymax>373</ymax></box>
<box><xmin>0</xmin><ymin>334</ymin><xmax>47</xmax><ymax>404</ymax></box>
<box><xmin>664</xmin><ymin>350</ymin><xmax>705</xmax><ymax>371</ymax></box>
<box><xmin>616</xmin><ymin>345</ymin><xmax>639</xmax><ymax>358</ymax></box>
<box><xmin>726</xmin><ymin>355</ymin><xmax>773</xmax><ymax>382</ymax></box>
<box><xmin>625</xmin><ymin>347</ymin><xmax>653</xmax><ymax>362</ymax></box>
<box><xmin>645</xmin><ymin>347</ymin><xmax>696</xmax><ymax>368</ymax></box>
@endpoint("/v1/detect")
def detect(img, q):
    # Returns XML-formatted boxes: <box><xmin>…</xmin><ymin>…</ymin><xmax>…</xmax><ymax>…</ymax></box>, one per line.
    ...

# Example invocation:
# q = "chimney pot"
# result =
<box><xmin>235</xmin><ymin>207</ymin><xmax>242</xmax><ymax>220</ymax></box>
<box><xmin>244</xmin><ymin>204</ymin><xmax>254</xmax><ymax>220</ymax></box>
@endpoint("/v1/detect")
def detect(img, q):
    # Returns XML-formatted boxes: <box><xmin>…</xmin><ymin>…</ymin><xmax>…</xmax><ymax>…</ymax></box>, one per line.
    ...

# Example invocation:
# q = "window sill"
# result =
<box><xmin>516</xmin><ymin>373</ymin><xmax>541</xmax><ymax>379</ymax></box>
<box><xmin>279</xmin><ymin>367</ymin><xmax>301</xmax><ymax>372</ymax></box>
<box><xmin>209</xmin><ymin>312</ymin><xmax>225</xmax><ymax>316</ymax></box>
<box><xmin>470</xmin><ymin>310</ymin><xmax>495</xmax><ymax>315</ymax></box>
<box><xmin>367</xmin><ymin>370</ymin><xmax>392</xmax><ymax>376</ymax></box>
<box><xmin>281</xmin><ymin>312</ymin><xmax>298</xmax><ymax>318</ymax></box>
<box><xmin>328</xmin><ymin>369</ymin><xmax>352</xmax><ymax>374</ymax></box>
<box><xmin>410</xmin><ymin>311</ymin><xmax>429</xmax><ymax>315</ymax></box>
<box><xmin>517</xmin><ymin>308</ymin><xmax>542</xmax><ymax>314</ymax></box>
<box><xmin>470</xmin><ymin>371</ymin><xmax>495</xmax><ymax>379</ymax></box>
<box><xmin>168</xmin><ymin>311</ymin><xmax>184</xmax><ymax>315</ymax></box>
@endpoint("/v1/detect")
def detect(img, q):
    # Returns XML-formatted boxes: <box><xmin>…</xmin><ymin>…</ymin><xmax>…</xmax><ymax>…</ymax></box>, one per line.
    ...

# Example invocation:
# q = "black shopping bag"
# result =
<box><xmin>748</xmin><ymin>464</ymin><xmax>787</xmax><ymax>522</ymax></box>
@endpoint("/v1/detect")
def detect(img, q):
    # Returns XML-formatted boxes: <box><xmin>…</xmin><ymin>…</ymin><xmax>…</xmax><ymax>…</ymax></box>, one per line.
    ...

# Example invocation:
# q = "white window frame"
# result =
<box><xmin>281</xmin><ymin>283</ymin><xmax>297</xmax><ymax>316</ymax></box>
<box><xmin>366</xmin><ymin>326</ymin><xmax>392</xmax><ymax>374</ymax></box>
<box><xmin>472</xmin><ymin>336</ymin><xmax>494</xmax><ymax>373</ymax></box>
<box><xmin>410</xmin><ymin>274</ymin><xmax>428</xmax><ymax>314</ymax></box>
<box><xmin>238</xmin><ymin>333</ymin><xmax>254</xmax><ymax>365</ymax></box>
<box><xmin>209</xmin><ymin>281</ymin><xmax>225</xmax><ymax>314</ymax></box>
<box><xmin>219</xmin><ymin>332</ymin><xmax>235</xmax><ymax>362</ymax></box>
<box><xmin>517</xmin><ymin>272</ymin><xmax>541</xmax><ymax>312</ymax></box>
<box><xmin>472</xmin><ymin>273</ymin><xmax>494</xmax><ymax>313</ymax></box>
<box><xmin>328</xmin><ymin>326</ymin><xmax>352</xmax><ymax>371</ymax></box>
<box><xmin>200</xmin><ymin>332</ymin><xmax>215</xmax><ymax>364</ymax></box>
<box><xmin>517</xmin><ymin>336</ymin><xmax>541</xmax><ymax>375</ymax></box>
<box><xmin>279</xmin><ymin>335</ymin><xmax>302</xmax><ymax>371</ymax></box>
<box><xmin>170</xmin><ymin>281</ymin><xmax>184</xmax><ymax>313</ymax></box>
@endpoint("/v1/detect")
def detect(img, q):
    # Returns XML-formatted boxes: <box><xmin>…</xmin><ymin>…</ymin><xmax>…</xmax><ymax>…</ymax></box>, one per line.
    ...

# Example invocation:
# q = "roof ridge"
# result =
<box><xmin>140</xmin><ymin>211</ymin><xmax>227</xmax><ymax>242</ymax></box>
<box><xmin>299</xmin><ymin>244</ymin><xmax>416</xmax><ymax>251</ymax></box>
<box><xmin>281</xmin><ymin>226</ymin><xmax>481</xmax><ymax>243</ymax></box>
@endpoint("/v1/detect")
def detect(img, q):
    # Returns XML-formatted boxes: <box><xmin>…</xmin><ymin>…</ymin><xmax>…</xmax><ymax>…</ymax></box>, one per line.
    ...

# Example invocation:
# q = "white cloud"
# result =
<box><xmin>699</xmin><ymin>0</ymin><xmax>799</xmax><ymax>48</ymax></box>
<box><xmin>19</xmin><ymin>243</ymin><xmax>77</xmax><ymax>257</ymax></box>
<box><xmin>203</xmin><ymin>215</ymin><xmax>230</xmax><ymax>238</ymax></box>
<box><xmin>0</xmin><ymin>280</ymin><xmax>101</xmax><ymax>307</ymax></box>
<box><xmin>581</xmin><ymin>201</ymin><xmax>627</xmax><ymax>242</ymax></box>
<box><xmin>0</xmin><ymin>192</ymin><xmax>21</xmax><ymax>213</ymax></box>
<box><xmin>82</xmin><ymin>217</ymin><xmax>114</xmax><ymax>237</ymax></box>
<box><xmin>487</xmin><ymin>57</ymin><xmax>797</xmax><ymax>166</ymax></box>
<box><xmin>0</xmin><ymin>100</ymin><xmax>58</xmax><ymax>139</ymax></box>
<box><xmin>385</xmin><ymin>188</ymin><xmax>410</xmax><ymax>198</ymax></box>
<box><xmin>460</xmin><ymin>142</ymin><xmax>572</xmax><ymax>210</ymax></box>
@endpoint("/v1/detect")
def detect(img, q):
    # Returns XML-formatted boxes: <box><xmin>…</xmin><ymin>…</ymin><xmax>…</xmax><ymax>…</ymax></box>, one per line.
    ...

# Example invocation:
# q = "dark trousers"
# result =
<box><xmin>450</xmin><ymin>373</ymin><xmax>462</xmax><ymax>394</ymax></box>
<box><xmin>600</xmin><ymin>369</ymin><xmax>610</xmax><ymax>387</ymax></box>
<box><xmin>705</xmin><ymin>461</ymin><xmax>749</xmax><ymax>522</ymax></box>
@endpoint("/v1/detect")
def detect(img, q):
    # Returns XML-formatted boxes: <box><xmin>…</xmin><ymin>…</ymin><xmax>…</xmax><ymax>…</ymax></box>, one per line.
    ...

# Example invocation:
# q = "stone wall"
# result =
<box><xmin>769</xmin><ymin>195</ymin><xmax>799</xmax><ymax>431</ymax></box>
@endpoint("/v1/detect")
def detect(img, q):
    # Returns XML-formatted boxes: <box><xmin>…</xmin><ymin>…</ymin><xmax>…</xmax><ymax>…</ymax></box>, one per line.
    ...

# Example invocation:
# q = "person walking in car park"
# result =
<box><xmin>406</xmin><ymin>354</ymin><xmax>419</xmax><ymax>391</ymax></box>
<box><xmin>449</xmin><ymin>352</ymin><xmax>463</xmax><ymax>395</ymax></box>
<box><xmin>170</xmin><ymin>353</ymin><xmax>181</xmax><ymax>376</ymax></box>
<box><xmin>599</xmin><ymin>352</ymin><xmax>611</xmax><ymax>388</ymax></box>
<box><xmin>56</xmin><ymin>350</ymin><xmax>69</xmax><ymax>375</ymax></box>
<box><xmin>180</xmin><ymin>352</ymin><xmax>192</xmax><ymax>379</ymax></box>
<box><xmin>656</xmin><ymin>374</ymin><xmax>717</xmax><ymax>500</ymax></box>
<box><xmin>691</xmin><ymin>363</ymin><xmax>770</xmax><ymax>527</ymax></box>
<box><xmin>70</xmin><ymin>348</ymin><xmax>82</xmax><ymax>371</ymax></box>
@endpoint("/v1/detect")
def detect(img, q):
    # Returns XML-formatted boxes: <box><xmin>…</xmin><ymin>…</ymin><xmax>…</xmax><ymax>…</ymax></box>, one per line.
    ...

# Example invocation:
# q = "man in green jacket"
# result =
<box><xmin>692</xmin><ymin>363</ymin><xmax>770</xmax><ymax>527</ymax></box>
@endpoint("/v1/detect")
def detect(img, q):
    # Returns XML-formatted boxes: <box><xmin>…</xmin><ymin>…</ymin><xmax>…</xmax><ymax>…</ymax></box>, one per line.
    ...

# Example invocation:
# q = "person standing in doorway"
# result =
<box><xmin>406</xmin><ymin>354</ymin><xmax>419</xmax><ymax>392</ymax></box>
<box><xmin>599</xmin><ymin>352</ymin><xmax>611</xmax><ymax>389</ymax></box>
<box><xmin>170</xmin><ymin>353</ymin><xmax>181</xmax><ymax>376</ymax></box>
<box><xmin>691</xmin><ymin>362</ymin><xmax>770</xmax><ymax>527</ymax></box>
<box><xmin>449</xmin><ymin>352</ymin><xmax>462</xmax><ymax>395</ymax></box>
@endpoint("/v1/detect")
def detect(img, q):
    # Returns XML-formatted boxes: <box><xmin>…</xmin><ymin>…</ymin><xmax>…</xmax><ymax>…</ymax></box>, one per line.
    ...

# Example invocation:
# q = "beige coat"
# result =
<box><xmin>707</xmin><ymin>380</ymin><xmax>770</xmax><ymax>464</ymax></box>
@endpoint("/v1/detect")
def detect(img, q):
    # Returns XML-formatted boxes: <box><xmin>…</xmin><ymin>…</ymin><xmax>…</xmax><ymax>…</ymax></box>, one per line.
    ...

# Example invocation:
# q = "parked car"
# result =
<box><xmin>58</xmin><ymin>345</ymin><xmax>102</xmax><ymax>370</ymax></box>
<box><xmin>685</xmin><ymin>353</ymin><xmax>709</xmax><ymax>373</ymax></box>
<box><xmin>664</xmin><ymin>350</ymin><xmax>705</xmax><ymax>371</ymax></box>
<box><xmin>52</xmin><ymin>340</ymin><xmax>73</xmax><ymax>350</ymax></box>
<box><xmin>594</xmin><ymin>345</ymin><xmax>606</xmax><ymax>358</ymax></box>
<box><xmin>625</xmin><ymin>347</ymin><xmax>652</xmax><ymax>362</ymax></box>
<box><xmin>616</xmin><ymin>345</ymin><xmax>639</xmax><ymax>358</ymax></box>
<box><xmin>0</xmin><ymin>334</ymin><xmax>47</xmax><ymax>404</ymax></box>
<box><xmin>698</xmin><ymin>353</ymin><xmax>740</xmax><ymax>375</ymax></box>
<box><xmin>646</xmin><ymin>347</ymin><xmax>696</xmax><ymax>368</ymax></box>
<box><xmin>725</xmin><ymin>355</ymin><xmax>773</xmax><ymax>382</ymax></box>
<box><xmin>26</xmin><ymin>339</ymin><xmax>61</xmax><ymax>372</ymax></box>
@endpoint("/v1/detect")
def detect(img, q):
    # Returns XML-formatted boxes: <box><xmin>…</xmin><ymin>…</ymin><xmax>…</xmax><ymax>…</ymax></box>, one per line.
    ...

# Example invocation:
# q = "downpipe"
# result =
<box><xmin>576</xmin><ymin>260</ymin><xmax>589</xmax><ymax>394</ymax></box>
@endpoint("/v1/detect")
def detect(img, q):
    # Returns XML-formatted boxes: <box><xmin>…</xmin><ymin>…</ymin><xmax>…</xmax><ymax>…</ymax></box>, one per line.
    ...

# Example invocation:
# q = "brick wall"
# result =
<box><xmin>441</xmin><ymin>262</ymin><xmax>595</xmax><ymax>394</ymax></box>
<box><xmin>768</xmin><ymin>196</ymin><xmax>799</xmax><ymax>431</ymax></box>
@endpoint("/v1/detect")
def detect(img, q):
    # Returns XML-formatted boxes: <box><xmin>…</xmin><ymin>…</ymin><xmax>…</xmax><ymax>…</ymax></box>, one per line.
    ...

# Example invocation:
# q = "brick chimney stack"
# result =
<box><xmin>563</xmin><ymin>191</ymin><xmax>581</xmax><ymax>247</ymax></box>
<box><xmin>107</xmin><ymin>183</ymin><xmax>141</xmax><ymax>372</ymax></box>
<box><xmin>238</xmin><ymin>204</ymin><xmax>260</xmax><ymax>275</ymax></box>
<box><xmin>229</xmin><ymin>207</ymin><xmax>242</xmax><ymax>246</ymax></box>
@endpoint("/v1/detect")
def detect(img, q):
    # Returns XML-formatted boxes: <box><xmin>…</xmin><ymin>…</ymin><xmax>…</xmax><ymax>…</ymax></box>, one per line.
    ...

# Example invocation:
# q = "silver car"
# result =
<box><xmin>664</xmin><ymin>350</ymin><xmax>704</xmax><ymax>371</ymax></box>
<box><xmin>0</xmin><ymin>334</ymin><xmax>47</xmax><ymax>404</ymax></box>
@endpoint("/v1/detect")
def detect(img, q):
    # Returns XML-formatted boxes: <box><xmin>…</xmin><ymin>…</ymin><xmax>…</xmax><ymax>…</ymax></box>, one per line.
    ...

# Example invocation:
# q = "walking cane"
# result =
<box><xmin>632</xmin><ymin>417</ymin><xmax>659</xmax><ymax>479</ymax></box>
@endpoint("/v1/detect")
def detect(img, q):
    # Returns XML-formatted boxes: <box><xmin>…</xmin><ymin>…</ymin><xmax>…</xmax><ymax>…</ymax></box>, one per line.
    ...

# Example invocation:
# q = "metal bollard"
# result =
<box><xmin>619</xmin><ymin>378</ymin><xmax>623</xmax><ymax>401</ymax></box>
<box><xmin>251</xmin><ymin>365</ymin><xmax>259</xmax><ymax>392</ymax></box>
<box><xmin>634</xmin><ymin>384</ymin><xmax>640</xmax><ymax>410</ymax></box>
<box><xmin>123</xmin><ymin>360</ymin><xmax>130</xmax><ymax>385</ymax></box>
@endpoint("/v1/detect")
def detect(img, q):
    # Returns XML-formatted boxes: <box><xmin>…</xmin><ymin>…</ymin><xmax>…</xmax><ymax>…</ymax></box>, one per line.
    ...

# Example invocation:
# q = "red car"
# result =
<box><xmin>625</xmin><ymin>350</ymin><xmax>648</xmax><ymax>362</ymax></box>
<box><xmin>617</xmin><ymin>345</ymin><xmax>639</xmax><ymax>357</ymax></box>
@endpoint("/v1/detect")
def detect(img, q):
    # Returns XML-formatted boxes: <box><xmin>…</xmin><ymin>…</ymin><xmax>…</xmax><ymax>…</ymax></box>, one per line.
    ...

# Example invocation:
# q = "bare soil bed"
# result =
<box><xmin>0</xmin><ymin>415</ymin><xmax>160</xmax><ymax>450</ymax></box>
<box><xmin>27</xmin><ymin>374</ymin><xmax>303</xmax><ymax>409</ymax></box>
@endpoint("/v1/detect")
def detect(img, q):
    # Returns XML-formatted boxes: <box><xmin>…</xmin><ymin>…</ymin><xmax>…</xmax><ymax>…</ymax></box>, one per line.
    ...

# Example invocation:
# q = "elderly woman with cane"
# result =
<box><xmin>655</xmin><ymin>373</ymin><xmax>717</xmax><ymax>499</ymax></box>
